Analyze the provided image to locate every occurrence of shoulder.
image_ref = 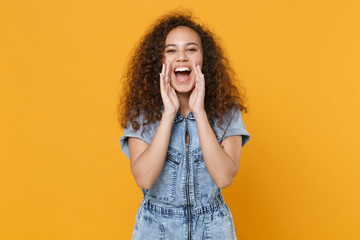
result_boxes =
[213,108,250,146]
[123,113,159,141]
[213,107,241,130]
[120,113,160,158]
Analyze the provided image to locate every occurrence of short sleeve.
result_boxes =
[221,109,250,147]
[119,117,154,159]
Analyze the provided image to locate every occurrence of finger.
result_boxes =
[166,63,172,92]
[162,62,166,89]
[196,64,202,79]
[170,86,177,98]
[197,64,205,89]
[193,81,198,97]
[164,63,170,91]
[160,64,164,80]
[193,63,201,94]
[160,73,164,92]
[161,63,165,75]
[161,63,165,81]
[192,62,198,82]
[166,62,171,85]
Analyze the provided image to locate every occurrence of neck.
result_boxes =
[177,91,191,117]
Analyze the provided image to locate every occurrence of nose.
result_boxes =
[177,51,188,61]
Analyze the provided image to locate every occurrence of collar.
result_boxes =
[174,111,195,123]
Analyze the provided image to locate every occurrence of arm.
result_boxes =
[194,112,242,189]
[128,63,179,189]
[189,63,243,188]
[129,113,175,189]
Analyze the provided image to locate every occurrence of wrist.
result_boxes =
[193,110,207,120]
[162,111,177,121]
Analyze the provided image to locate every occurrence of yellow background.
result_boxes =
[1,0,359,239]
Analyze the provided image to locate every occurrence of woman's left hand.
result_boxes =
[189,63,206,116]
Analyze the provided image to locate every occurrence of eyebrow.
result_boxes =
[165,42,200,48]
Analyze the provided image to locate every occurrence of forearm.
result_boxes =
[194,111,238,188]
[131,113,175,189]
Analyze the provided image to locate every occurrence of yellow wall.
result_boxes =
[1,0,359,239]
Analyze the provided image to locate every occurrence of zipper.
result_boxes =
[166,156,180,165]
[185,119,191,240]
[194,157,204,163]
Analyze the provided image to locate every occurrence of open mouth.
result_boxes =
[174,66,191,82]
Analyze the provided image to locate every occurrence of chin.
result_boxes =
[171,80,195,94]
[175,87,195,94]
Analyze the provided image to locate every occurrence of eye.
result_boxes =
[187,48,197,52]
[166,49,176,53]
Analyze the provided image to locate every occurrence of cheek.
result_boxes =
[196,55,203,67]
[162,56,167,64]
[197,59,204,70]
[164,55,175,64]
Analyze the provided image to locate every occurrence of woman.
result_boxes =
[119,12,250,240]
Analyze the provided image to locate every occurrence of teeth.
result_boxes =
[174,67,191,72]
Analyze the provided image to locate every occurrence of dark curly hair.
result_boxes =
[118,11,247,133]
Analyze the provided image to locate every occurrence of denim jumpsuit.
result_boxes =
[120,109,250,240]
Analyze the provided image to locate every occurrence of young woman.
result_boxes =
[119,12,250,240]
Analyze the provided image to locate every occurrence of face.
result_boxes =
[163,26,203,94]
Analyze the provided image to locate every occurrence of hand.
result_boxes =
[159,62,180,116]
[189,63,206,116]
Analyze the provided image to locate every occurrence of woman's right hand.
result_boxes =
[160,62,179,116]
[129,62,178,190]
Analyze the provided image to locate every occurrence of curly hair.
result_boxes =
[118,11,247,133]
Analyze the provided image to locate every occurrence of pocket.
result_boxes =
[133,210,165,240]
[193,148,216,198]
[148,147,182,202]
[204,207,236,240]
[132,205,144,238]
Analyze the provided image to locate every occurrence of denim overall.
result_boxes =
[120,109,250,240]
